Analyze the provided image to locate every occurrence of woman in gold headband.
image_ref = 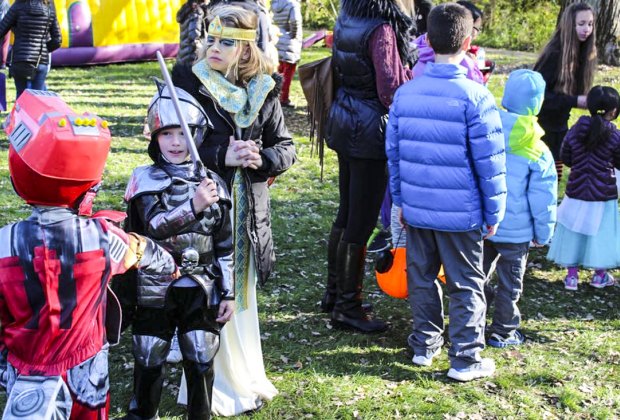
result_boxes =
[172,3,296,416]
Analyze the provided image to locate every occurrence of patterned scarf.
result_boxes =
[192,59,275,128]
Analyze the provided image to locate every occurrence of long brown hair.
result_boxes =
[198,3,275,84]
[535,2,597,96]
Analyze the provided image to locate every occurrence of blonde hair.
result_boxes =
[536,2,597,96]
[198,3,275,84]
[394,0,416,19]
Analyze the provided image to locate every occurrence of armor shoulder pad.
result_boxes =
[124,165,172,202]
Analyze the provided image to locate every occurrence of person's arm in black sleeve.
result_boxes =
[253,102,296,179]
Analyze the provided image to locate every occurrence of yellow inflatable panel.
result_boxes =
[52,0,183,47]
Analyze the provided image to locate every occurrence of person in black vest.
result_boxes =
[321,0,415,333]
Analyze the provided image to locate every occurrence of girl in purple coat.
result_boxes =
[547,86,620,291]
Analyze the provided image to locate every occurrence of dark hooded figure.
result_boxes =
[321,0,416,333]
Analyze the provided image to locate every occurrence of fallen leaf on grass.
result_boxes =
[280,355,289,364]
[503,350,524,360]
[293,361,303,369]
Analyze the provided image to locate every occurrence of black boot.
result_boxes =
[183,359,214,420]
[127,363,165,419]
[320,225,344,312]
[331,242,388,333]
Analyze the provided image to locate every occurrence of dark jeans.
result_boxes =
[406,226,487,369]
[334,154,387,245]
[14,62,49,99]
[483,241,529,337]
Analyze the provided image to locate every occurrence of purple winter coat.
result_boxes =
[562,116,620,201]
[411,33,484,84]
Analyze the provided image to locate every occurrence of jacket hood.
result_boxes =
[414,33,435,64]
[340,0,415,66]
[500,111,546,161]
[502,69,546,116]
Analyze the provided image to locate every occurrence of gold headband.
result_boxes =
[208,16,256,42]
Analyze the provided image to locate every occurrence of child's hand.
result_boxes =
[225,136,258,167]
[483,224,498,239]
[216,300,235,323]
[242,140,263,169]
[192,178,220,213]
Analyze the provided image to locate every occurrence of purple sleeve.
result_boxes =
[369,24,411,109]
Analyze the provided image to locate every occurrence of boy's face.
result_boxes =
[157,127,189,164]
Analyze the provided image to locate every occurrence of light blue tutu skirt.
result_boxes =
[547,199,620,269]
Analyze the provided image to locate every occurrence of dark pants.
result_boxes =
[483,241,529,337]
[334,154,387,245]
[278,61,297,103]
[406,226,487,369]
[541,130,566,180]
[131,287,220,420]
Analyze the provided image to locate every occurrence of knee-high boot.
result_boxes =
[331,242,388,333]
[182,359,214,420]
[320,225,344,312]
[127,363,165,419]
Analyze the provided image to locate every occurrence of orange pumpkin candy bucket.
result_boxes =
[375,247,446,299]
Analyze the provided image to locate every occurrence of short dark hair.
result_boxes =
[427,3,473,55]
[456,0,483,21]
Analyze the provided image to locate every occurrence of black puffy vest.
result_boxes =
[326,14,388,160]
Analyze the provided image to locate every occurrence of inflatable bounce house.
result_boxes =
[49,0,183,66]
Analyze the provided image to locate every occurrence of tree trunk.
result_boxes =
[559,0,620,65]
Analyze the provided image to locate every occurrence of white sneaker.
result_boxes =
[167,333,182,363]
[447,358,495,382]
[412,347,441,367]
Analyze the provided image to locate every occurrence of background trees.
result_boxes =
[299,0,620,65]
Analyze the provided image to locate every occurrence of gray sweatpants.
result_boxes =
[406,226,487,369]
[483,241,529,337]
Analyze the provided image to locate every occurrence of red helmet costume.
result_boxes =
[4,90,111,213]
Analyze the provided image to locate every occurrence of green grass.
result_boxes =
[1,48,620,419]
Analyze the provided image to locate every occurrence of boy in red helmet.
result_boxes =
[0,90,179,420]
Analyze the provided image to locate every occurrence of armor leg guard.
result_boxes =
[127,362,165,420]
[182,359,214,420]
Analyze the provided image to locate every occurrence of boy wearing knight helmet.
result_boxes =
[123,81,234,420]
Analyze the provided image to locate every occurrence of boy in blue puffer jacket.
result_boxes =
[484,69,557,348]
[386,3,506,382]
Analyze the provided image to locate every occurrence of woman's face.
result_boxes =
[574,10,594,42]
[205,35,242,74]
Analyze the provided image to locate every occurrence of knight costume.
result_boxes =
[123,83,233,420]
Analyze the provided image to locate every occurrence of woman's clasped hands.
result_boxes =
[225,135,263,169]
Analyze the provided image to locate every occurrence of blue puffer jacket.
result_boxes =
[491,69,557,244]
[386,62,506,232]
